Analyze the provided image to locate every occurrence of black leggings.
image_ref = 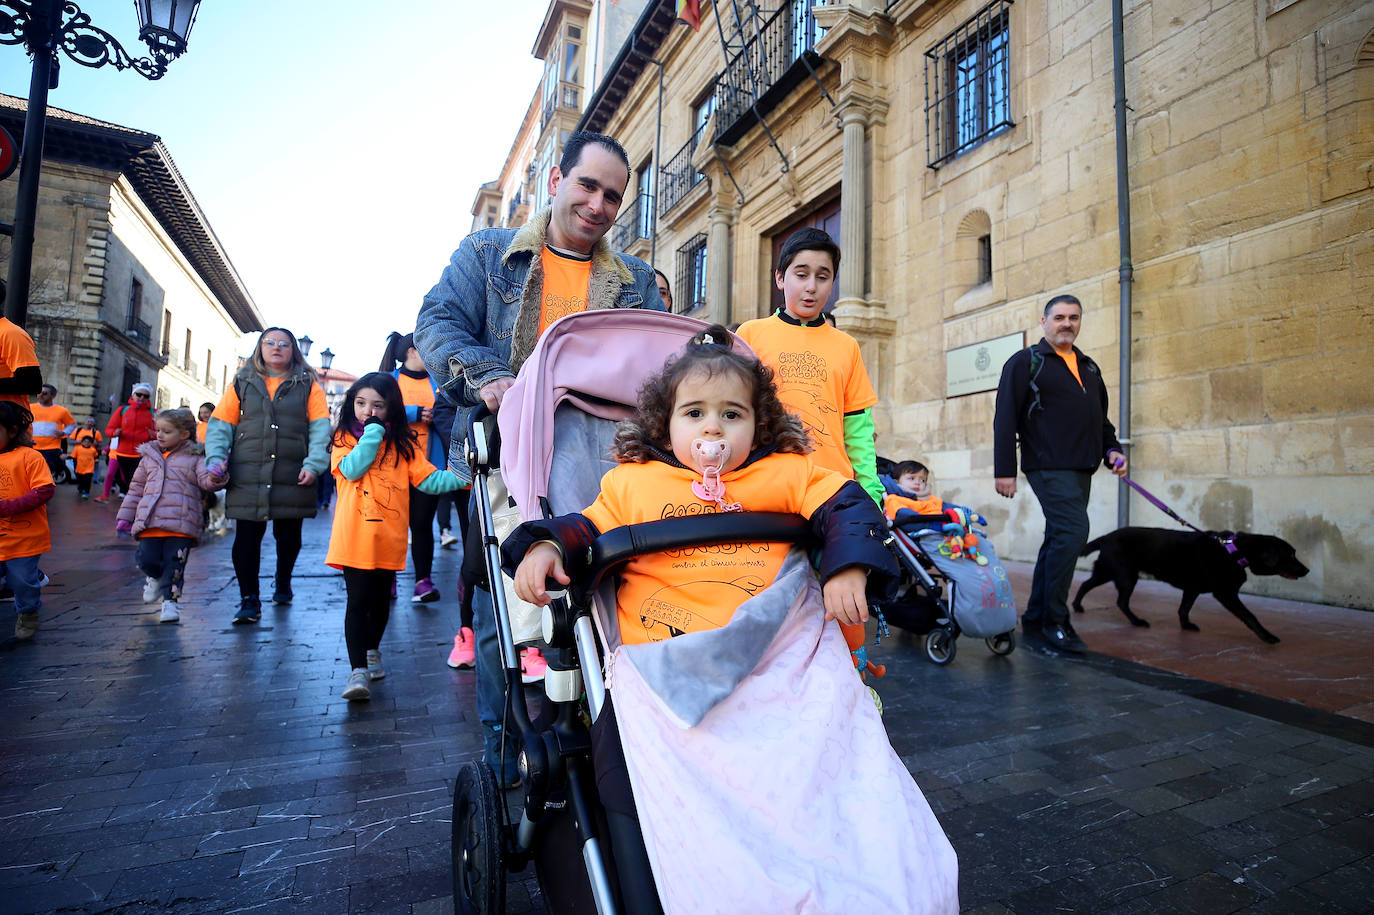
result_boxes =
[75,472,93,496]
[409,487,439,581]
[232,518,304,599]
[115,455,142,493]
[343,567,394,669]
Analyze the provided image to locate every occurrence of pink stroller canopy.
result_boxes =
[498,310,755,521]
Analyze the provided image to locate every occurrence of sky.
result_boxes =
[0,0,550,377]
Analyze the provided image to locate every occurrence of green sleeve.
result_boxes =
[842,408,885,507]
[204,417,235,465]
[338,424,385,481]
[416,468,466,495]
[303,416,331,475]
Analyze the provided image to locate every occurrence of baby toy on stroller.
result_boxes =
[450,311,958,914]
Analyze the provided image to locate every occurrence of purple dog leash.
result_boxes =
[1115,467,1249,569]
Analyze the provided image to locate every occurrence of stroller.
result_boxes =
[878,508,1018,665]
[450,311,958,914]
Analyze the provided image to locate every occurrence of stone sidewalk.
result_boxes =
[0,491,1370,913]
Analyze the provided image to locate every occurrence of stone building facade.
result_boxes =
[0,96,261,426]
[475,0,1373,609]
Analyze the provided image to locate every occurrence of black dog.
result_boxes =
[1072,528,1309,644]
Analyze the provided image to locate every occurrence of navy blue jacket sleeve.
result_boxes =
[500,513,602,579]
[810,480,899,597]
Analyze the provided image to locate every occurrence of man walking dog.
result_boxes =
[993,295,1127,654]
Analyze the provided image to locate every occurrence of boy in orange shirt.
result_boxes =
[71,431,101,500]
[0,402,55,639]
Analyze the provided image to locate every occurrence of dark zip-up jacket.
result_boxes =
[993,338,1122,477]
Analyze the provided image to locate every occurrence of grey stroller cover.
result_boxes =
[914,530,1017,638]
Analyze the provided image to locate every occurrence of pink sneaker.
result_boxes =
[520,647,548,684]
[448,627,475,669]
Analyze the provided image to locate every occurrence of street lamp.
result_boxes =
[298,335,313,357]
[0,0,201,328]
[319,347,335,372]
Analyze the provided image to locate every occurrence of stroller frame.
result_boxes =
[452,407,814,915]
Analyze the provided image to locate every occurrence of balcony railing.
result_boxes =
[713,0,827,145]
[659,121,707,216]
[609,195,653,252]
[125,315,152,345]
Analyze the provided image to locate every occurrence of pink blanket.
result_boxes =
[607,558,960,913]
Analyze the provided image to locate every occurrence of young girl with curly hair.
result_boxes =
[501,325,904,910]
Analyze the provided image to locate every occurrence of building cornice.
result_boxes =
[0,94,263,334]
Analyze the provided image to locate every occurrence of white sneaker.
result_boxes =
[366,649,385,680]
[143,577,160,603]
[440,528,459,548]
[159,600,180,623]
[342,668,371,700]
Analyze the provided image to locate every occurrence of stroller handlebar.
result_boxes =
[574,512,813,603]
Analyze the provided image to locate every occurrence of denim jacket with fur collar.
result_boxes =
[415,208,664,479]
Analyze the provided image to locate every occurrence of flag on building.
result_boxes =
[677,0,701,31]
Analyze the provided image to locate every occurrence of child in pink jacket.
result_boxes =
[116,409,226,622]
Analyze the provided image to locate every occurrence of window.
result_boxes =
[694,92,716,137]
[127,278,143,323]
[924,0,1013,168]
[222,365,228,393]
[637,161,654,238]
[161,310,172,357]
[676,234,708,315]
[205,350,213,387]
[184,329,193,371]
[977,234,992,285]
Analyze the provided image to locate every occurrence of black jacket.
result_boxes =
[501,452,898,598]
[993,338,1122,477]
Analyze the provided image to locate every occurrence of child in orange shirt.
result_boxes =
[0,402,56,640]
[327,373,465,701]
[503,325,899,897]
[71,432,101,500]
[116,409,227,622]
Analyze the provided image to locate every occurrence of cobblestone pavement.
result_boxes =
[1,493,1370,913]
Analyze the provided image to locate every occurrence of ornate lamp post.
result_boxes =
[0,0,201,327]
[298,335,313,357]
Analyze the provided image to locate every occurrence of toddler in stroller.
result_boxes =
[453,312,957,914]
[878,460,1018,664]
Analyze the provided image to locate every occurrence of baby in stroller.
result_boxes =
[502,325,958,913]
[884,459,990,564]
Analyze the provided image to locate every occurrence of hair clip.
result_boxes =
[701,333,715,345]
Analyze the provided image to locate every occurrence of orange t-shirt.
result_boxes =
[0,318,39,409]
[538,247,592,335]
[0,447,52,560]
[211,375,329,425]
[395,372,435,461]
[196,420,208,442]
[30,403,75,450]
[579,452,845,645]
[72,441,100,475]
[326,433,439,571]
[883,493,946,521]
[1060,349,1083,387]
[735,315,878,479]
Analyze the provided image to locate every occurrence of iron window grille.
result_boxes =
[659,119,708,216]
[676,234,708,315]
[609,195,652,252]
[924,0,1014,168]
[712,0,828,145]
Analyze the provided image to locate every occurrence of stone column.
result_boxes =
[706,202,737,326]
[837,103,869,302]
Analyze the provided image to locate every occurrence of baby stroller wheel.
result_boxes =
[924,629,957,665]
[986,631,1016,656]
[452,761,505,915]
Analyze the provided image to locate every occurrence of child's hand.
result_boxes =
[206,460,226,477]
[514,542,569,606]
[822,567,870,626]
[115,519,133,537]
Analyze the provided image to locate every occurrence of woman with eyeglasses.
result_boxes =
[205,328,331,624]
[97,382,157,502]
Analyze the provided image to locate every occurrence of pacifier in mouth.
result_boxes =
[689,438,740,510]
